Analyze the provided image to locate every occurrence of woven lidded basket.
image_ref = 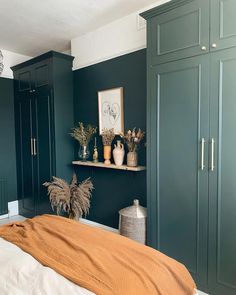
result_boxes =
[119,199,147,244]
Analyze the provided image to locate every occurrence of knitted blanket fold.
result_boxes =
[0,215,196,295]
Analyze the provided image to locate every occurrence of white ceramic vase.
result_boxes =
[113,140,125,166]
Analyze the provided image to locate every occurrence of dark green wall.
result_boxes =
[0,77,17,202]
[73,49,147,228]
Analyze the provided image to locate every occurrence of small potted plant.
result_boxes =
[101,128,115,164]
[120,128,145,167]
[70,122,97,161]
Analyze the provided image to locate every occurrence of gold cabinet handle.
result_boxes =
[210,138,215,171]
[30,138,34,156]
[200,138,205,170]
[33,138,37,156]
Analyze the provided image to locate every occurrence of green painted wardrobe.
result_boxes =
[141,0,236,294]
[12,51,74,218]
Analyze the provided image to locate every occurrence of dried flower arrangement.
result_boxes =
[43,174,94,220]
[70,122,97,146]
[120,128,145,152]
[101,128,115,146]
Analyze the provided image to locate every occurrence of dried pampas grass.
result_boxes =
[43,174,93,220]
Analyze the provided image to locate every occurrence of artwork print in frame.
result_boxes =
[98,87,124,135]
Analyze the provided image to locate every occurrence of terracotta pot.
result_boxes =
[127,151,138,167]
[103,145,111,165]
[113,140,125,166]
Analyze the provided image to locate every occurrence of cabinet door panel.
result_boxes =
[34,60,51,89]
[15,67,33,93]
[16,98,35,216]
[211,0,236,52]
[149,55,209,286]
[149,0,209,65]
[209,47,236,295]
[34,91,54,215]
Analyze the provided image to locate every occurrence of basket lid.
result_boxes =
[119,199,147,218]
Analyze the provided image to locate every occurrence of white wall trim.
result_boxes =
[80,218,118,233]
[73,45,146,71]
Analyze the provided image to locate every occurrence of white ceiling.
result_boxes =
[0,0,159,57]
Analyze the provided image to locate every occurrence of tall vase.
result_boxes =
[127,151,138,167]
[103,145,111,165]
[113,140,125,166]
[78,144,90,161]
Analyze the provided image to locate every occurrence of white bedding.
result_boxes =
[0,237,95,295]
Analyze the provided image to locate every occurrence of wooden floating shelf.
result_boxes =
[72,161,146,172]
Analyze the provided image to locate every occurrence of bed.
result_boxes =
[0,237,94,295]
[0,215,197,295]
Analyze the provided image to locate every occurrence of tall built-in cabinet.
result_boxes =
[141,0,236,294]
[12,51,74,218]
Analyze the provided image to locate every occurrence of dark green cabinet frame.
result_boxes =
[142,0,236,294]
[12,51,74,218]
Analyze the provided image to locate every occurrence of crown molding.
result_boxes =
[11,50,74,71]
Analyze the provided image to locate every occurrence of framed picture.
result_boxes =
[98,87,124,135]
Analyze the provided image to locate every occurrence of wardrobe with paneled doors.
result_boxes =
[141,0,236,294]
[12,51,74,218]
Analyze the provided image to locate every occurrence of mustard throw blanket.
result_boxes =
[0,215,196,295]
